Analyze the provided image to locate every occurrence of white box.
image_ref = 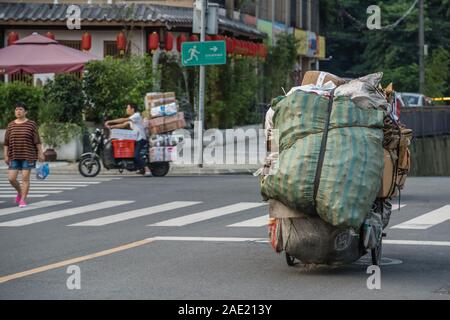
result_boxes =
[110,129,138,140]
[149,146,177,162]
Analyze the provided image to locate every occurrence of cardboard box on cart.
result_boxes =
[148,112,186,135]
[301,71,347,87]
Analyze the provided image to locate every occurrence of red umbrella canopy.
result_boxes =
[0,33,101,74]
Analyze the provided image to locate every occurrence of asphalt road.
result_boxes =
[0,174,449,300]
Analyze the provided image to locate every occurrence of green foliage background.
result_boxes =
[320,0,450,97]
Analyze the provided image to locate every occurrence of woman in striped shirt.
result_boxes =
[3,102,45,207]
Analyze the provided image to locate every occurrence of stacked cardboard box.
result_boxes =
[144,92,186,162]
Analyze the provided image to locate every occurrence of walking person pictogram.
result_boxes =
[184,45,200,64]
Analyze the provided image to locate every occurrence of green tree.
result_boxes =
[0,82,43,128]
[42,73,84,124]
[83,55,157,121]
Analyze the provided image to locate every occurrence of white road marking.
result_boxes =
[0,195,48,198]
[69,201,202,226]
[392,204,406,210]
[384,240,450,247]
[0,185,89,188]
[0,187,75,190]
[153,236,267,242]
[228,214,269,227]
[0,191,62,194]
[0,201,71,216]
[149,202,267,227]
[0,182,97,185]
[153,237,450,247]
[390,205,450,230]
[228,203,406,228]
[0,201,133,227]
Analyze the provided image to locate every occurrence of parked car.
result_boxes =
[399,92,433,107]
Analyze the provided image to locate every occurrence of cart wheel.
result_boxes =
[371,238,382,266]
[285,252,296,267]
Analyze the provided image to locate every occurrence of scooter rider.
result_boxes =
[105,104,152,176]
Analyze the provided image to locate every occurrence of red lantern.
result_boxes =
[232,38,238,54]
[261,44,268,59]
[165,32,174,51]
[81,32,91,51]
[189,34,199,42]
[177,34,187,52]
[238,40,244,56]
[205,35,212,41]
[225,37,233,55]
[45,32,55,40]
[244,41,249,56]
[117,31,127,55]
[148,32,159,53]
[250,42,257,56]
[7,32,19,46]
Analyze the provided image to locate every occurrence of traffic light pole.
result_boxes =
[197,0,207,167]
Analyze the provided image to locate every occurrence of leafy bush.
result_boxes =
[83,55,157,121]
[38,122,82,149]
[0,82,44,128]
[42,74,84,124]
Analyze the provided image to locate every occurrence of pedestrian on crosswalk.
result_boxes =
[3,102,45,207]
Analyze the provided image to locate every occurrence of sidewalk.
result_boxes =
[0,124,265,176]
[0,161,260,176]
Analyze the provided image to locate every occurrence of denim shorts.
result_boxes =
[9,160,36,170]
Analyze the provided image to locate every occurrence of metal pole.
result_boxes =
[419,0,425,94]
[198,0,207,167]
[271,0,275,46]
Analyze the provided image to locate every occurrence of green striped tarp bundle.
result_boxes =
[261,91,385,229]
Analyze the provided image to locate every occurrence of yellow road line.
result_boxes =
[0,238,155,284]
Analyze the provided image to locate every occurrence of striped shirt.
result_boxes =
[4,120,41,161]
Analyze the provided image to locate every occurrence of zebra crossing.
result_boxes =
[0,200,268,228]
[0,175,121,199]
[0,195,449,232]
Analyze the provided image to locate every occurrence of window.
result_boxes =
[291,0,297,28]
[58,40,82,50]
[104,40,119,57]
[9,72,33,85]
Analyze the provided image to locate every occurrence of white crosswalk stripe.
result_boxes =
[0,178,101,185]
[392,204,407,210]
[0,176,120,200]
[0,195,48,198]
[69,201,202,226]
[391,205,450,230]
[149,202,267,227]
[228,203,407,228]
[0,201,133,227]
[0,190,62,194]
[0,201,71,216]
[228,215,268,227]
[0,187,75,190]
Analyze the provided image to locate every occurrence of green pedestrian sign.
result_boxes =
[181,40,226,67]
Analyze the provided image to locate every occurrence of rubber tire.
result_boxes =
[78,157,101,177]
[285,252,296,267]
[371,239,382,266]
[150,162,170,177]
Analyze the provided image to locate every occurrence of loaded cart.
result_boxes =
[259,71,412,266]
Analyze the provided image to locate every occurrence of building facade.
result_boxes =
[1,0,325,85]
